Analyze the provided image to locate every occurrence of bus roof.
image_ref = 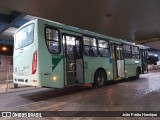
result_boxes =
[17,18,148,49]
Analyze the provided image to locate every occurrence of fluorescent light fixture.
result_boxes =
[23,15,39,21]
[2,27,17,36]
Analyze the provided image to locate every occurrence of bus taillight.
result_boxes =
[32,51,37,74]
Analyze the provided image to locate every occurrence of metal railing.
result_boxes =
[148,65,160,71]
[0,65,38,93]
[0,65,13,80]
[0,65,13,92]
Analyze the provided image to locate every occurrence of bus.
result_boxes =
[13,18,148,88]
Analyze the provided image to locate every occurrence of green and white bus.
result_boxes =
[13,18,148,88]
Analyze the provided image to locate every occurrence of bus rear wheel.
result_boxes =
[94,70,106,87]
[135,68,140,79]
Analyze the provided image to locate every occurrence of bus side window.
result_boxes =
[116,45,123,60]
[88,47,95,56]
[84,47,89,56]
[123,44,132,58]
[132,46,139,59]
[45,28,60,54]
[83,36,97,57]
[75,39,83,59]
[98,39,110,57]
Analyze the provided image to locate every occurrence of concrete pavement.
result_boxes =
[0,70,160,120]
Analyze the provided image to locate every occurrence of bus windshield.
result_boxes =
[15,24,34,49]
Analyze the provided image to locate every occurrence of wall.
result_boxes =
[0,55,13,80]
[0,55,13,65]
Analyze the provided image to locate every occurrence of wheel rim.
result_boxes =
[97,75,104,86]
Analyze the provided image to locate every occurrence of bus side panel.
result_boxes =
[133,58,141,73]
[37,20,64,88]
[84,56,113,83]
[124,59,136,77]
[125,58,142,78]
[40,60,64,88]
[103,57,113,80]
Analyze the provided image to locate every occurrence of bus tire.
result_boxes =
[94,70,106,87]
[135,68,140,79]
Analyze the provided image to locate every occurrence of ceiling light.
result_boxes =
[2,46,7,51]
[105,13,112,17]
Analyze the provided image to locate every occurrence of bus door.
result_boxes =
[63,34,84,85]
[140,49,148,73]
[111,43,125,79]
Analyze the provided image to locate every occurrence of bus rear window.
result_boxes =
[15,24,34,49]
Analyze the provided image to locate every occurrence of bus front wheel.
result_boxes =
[94,70,106,87]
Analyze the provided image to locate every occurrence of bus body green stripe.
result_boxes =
[52,55,63,71]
